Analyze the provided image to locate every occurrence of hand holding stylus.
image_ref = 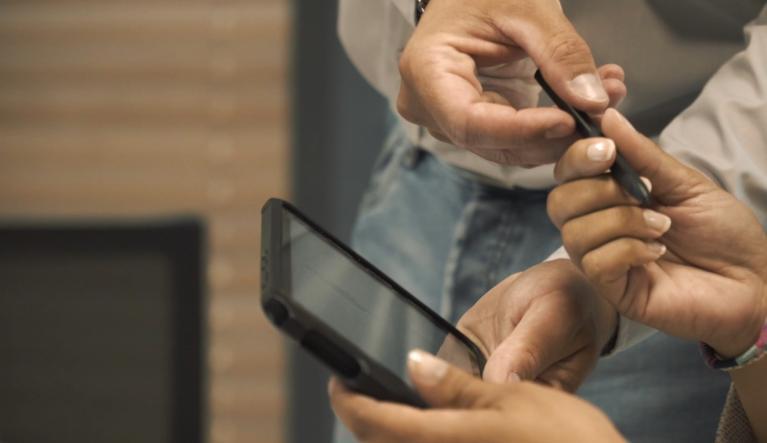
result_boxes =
[548,108,767,358]
[398,0,626,166]
[535,71,651,205]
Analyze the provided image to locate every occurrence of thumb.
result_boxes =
[407,349,508,409]
[481,300,581,386]
[601,109,712,203]
[499,9,608,113]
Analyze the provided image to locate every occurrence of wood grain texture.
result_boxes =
[0,1,290,442]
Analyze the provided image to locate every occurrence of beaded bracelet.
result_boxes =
[702,319,767,371]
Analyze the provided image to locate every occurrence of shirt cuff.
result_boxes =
[544,245,570,262]
[391,0,416,26]
[610,316,657,355]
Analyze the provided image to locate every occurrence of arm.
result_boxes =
[660,6,767,225]
[549,109,767,438]
[395,0,627,167]
[656,9,767,438]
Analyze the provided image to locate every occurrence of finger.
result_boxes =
[329,378,427,443]
[579,238,666,306]
[456,104,576,151]
[469,134,574,167]
[329,377,499,443]
[482,298,588,384]
[480,90,512,106]
[598,64,625,82]
[598,64,627,109]
[602,78,627,109]
[427,127,451,143]
[601,109,712,203]
[547,175,646,228]
[535,348,599,393]
[553,137,616,183]
[407,349,507,409]
[397,83,438,128]
[400,46,576,150]
[561,206,672,265]
[499,10,608,113]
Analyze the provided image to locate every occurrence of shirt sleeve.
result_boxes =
[659,6,767,225]
[543,247,657,354]
[390,0,415,26]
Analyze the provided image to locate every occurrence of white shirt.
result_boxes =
[338,0,766,189]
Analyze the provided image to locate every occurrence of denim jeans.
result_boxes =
[333,122,730,443]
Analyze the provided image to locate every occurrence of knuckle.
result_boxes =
[512,345,541,380]
[447,122,470,149]
[546,190,566,227]
[396,89,416,123]
[560,223,581,255]
[552,159,567,183]
[344,414,372,441]
[397,47,415,80]
[545,30,594,69]
[614,206,637,229]
[448,107,475,149]
[581,252,607,286]
[472,148,525,166]
[619,238,643,258]
[427,128,446,142]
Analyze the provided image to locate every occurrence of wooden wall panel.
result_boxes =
[0,1,290,442]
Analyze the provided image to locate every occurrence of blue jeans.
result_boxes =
[334,123,730,443]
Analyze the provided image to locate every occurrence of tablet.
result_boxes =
[260,198,485,407]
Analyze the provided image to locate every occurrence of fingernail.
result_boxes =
[567,73,608,103]
[643,210,671,233]
[586,139,615,162]
[408,349,448,386]
[640,177,653,193]
[647,242,667,256]
[608,108,636,131]
[545,123,573,139]
[507,372,521,383]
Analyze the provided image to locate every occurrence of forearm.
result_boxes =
[659,6,767,224]
[727,278,767,441]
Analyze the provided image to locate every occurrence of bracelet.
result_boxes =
[600,312,620,356]
[415,0,430,24]
[701,319,767,371]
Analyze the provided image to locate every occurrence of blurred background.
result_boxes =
[0,0,386,442]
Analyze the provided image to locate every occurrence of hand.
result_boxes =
[455,259,616,392]
[329,350,626,443]
[548,108,767,358]
[397,0,627,166]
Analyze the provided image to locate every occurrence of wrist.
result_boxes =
[708,278,767,359]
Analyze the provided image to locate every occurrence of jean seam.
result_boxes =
[439,188,480,321]
[357,130,409,215]
[486,202,516,289]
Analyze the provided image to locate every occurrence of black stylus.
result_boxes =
[534,70,652,206]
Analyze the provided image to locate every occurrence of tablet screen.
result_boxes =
[279,209,482,380]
